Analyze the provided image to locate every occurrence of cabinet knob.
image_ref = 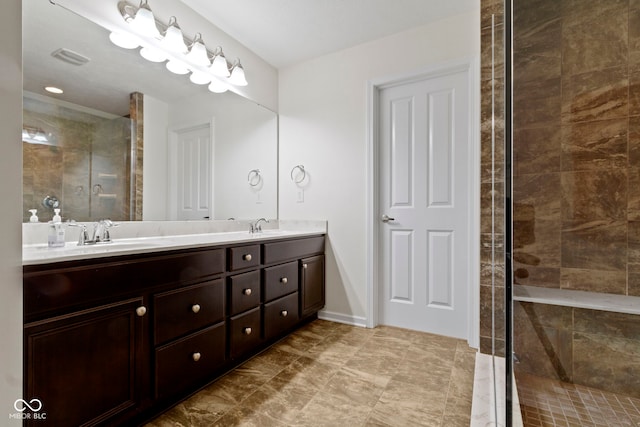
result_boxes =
[281,277,288,284]
[192,304,201,313]
[243,288,252,296]
[281,310,288,317]
[136,306,147,317]
[243,327,252,335]
[243,254,252,261]
[303,264,308,269]
[192,352,201,362]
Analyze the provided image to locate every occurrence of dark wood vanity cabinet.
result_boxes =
[23,234,324,426]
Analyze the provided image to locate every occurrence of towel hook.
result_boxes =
[290,164,306,184]
[247,169,261,187]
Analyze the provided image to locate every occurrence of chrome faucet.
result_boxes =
[250,218,269,234]
[92,219,117,243]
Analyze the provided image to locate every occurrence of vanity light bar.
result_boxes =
[110,0,248,93]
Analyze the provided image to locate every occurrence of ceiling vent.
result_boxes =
[51,48,90,66]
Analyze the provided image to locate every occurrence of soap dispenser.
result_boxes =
[48,208,66,248]
[28,209,38,223]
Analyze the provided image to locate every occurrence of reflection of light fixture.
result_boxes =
[44,86,63,94]
[210,46,230,77]
[22,126,58,146]
[228,59,248,86]
[161,16,187,53]
[109,0,248,93]
[129,0,160,38]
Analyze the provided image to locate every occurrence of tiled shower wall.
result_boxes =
[480,0,505,355]
[511,0,640,397]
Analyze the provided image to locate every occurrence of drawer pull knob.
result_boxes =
[243,327,252,335]
[281,277,288,284]
[192,304,201,313]
[243,288,252,296]
[192,352,201,362]
[281,310,288,317]
[303,264,308,269]
[136,306,147,317]
[243,254,252,261]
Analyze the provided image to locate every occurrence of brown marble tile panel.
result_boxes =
[560,268,626,294]
[513,302,573,381]
[480,284,505,340]
[447,347,476,400]
[561,118,628,172]
[513,265,561,288]
[481,181,505,234]
[513,125,561,176]
[294,391,373,426]
[561,220,627,270]
[631,69,640,116]
[631,0,640,67]
[561,0,628,26]
[630,117,640,167]
[514,18,561,84]
[574,309,640,340]
[561,6,628,77]
[359,335,411,360]
[479,336,505,356]
[627,220,640,271]
[441,396,472,427]
[515,173,561,221]
[271,356,339,391]
[480,78,505,154]
[513,0,561,33]
[324,367,390,408]
[629,272,640,296]
[514,77,562,128]
[367,379,446,426]
[561,170,627,221]
[481,24,504,83]
[573,332,640,399]
[561,66,629,123]
[514,218,561,269]
[345,353,401,379]
[480,255,505,287]
[481,0,503,30]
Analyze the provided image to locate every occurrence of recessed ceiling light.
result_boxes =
[44,86,63,94]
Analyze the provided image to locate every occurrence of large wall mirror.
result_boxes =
[22,0,278,223]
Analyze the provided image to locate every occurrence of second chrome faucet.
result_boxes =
[249,218,269,234]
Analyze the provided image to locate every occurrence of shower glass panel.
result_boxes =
[509,0,640,424]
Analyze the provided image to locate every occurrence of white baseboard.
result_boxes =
[317,310,368,328]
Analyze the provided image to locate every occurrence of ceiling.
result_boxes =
[179,0,476,69]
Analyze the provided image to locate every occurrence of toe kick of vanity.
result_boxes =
[22,234,325,427]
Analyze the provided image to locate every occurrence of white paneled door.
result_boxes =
[176,124,212,220]
[378,69,470,339]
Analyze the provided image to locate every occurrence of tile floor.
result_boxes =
[517,372,640,427]
[146,319,477,426]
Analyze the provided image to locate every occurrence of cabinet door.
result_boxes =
[300,255,325,317]
[24,297,148,427]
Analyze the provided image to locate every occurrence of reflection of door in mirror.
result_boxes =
[175,124,212,220]
[22,93,138,223]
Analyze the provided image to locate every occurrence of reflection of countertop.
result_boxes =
[514,284,640,316]
[23,220,327,266]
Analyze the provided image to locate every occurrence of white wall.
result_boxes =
[167,91,278,220]
[278,9,480,323]
[143,94,169,220]
[0,0,23,423]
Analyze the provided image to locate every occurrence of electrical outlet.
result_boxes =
[296,189,304,203]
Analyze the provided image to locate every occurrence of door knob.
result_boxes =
[381,214,395,223]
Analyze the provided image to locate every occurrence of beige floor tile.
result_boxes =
[290,390,373,427]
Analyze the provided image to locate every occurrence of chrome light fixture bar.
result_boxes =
[109,0,248,94]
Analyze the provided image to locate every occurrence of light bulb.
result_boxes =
[161,17,188,53]
[109,32,139,49]
[228,59,248,86]
[130,0,160,38]
[186,34,210,67]
[166,59,189,75]
[208,79,228,93]
[190,71,211,85]
[210,47,230,77]
[140,46,166,62]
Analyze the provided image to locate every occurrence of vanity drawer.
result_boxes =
[155,322,226,400]
[264,292,299,341]
[229,245,261,271]
[229,307,262,359]
[263,261,298,302]
[154,279,225,345]
[262,236,325,265]
[229,270,261,316]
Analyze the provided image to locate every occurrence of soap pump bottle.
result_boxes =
[29,209,38,222]
[48,208,66,248]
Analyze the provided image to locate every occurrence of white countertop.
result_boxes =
[23,228,325,266]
